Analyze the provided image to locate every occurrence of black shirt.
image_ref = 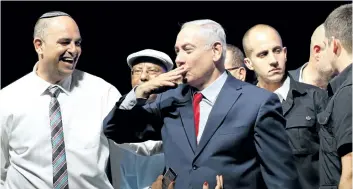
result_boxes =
[318,63,352,187]
[283,75,328,189]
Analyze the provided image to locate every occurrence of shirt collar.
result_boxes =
[328,63,352,94]
[31,62,72,96]
[298,62,308,82]
[195,71,228,104]
[274,76,291,102]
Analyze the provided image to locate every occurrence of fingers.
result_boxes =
[203,181,209,189]
[168,181,175,189]
[150,175,164,189]
[215,175,223,189]
[166,66,188,77]
[159,81,178,87]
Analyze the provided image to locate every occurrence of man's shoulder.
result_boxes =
[0,72,33,96]
[72,69,115,89]
[240,81,275,100]
[293,79,326,93]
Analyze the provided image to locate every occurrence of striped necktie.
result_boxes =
[48,86,69,189]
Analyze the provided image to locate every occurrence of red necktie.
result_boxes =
[193,92,203,137]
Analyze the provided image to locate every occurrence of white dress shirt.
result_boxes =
[120,71,228,144]
[0,64,122,189]
[274,76,291,103]
[298,62,308,83]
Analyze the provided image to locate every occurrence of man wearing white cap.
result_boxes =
[107,49,172,189]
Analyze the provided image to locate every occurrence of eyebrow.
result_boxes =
[272,45,282,50]
[256,50,268,56]
[174,43,196,50]
[256,45,282,56]
[58,37,82,42]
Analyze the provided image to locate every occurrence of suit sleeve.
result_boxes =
[115,140,163,156]
[254,93,300,189]
[103,88,164,144]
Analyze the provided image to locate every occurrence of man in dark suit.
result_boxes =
[242,24,329,189]
[103,19,299,189]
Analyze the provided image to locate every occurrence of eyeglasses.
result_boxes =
[131,69,162,76]
[225,66,241,71]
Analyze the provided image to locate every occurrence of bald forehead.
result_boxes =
[46,16,78,31]
[311,24,325,42]
[248,25,282,44]
[243,25,282,56]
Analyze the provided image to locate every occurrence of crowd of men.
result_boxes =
[0,3,351,189]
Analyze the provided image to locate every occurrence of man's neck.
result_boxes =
[302,62,328,89]
[195,69,224,91]
[36,62,65,84]
[257,79,283,92]
[336,53,353,73]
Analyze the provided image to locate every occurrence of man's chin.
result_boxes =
[267,75,284,83]
[59,68,75,77]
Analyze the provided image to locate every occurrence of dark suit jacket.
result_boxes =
[283,76,329,189]
[103,74,300,189]
[288,66,301,82]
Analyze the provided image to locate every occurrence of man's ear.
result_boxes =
[313,45,321,61]
[238,67,247,81]
[332,37,342,57]
[33,38,44,55]
[283,47,287,61]
[212,42,223,62]
[244,58,254,71]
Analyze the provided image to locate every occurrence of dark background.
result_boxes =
[1,1,349,93]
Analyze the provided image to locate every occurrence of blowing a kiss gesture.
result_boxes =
[135,65,188,99]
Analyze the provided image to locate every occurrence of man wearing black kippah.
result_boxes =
[0,11,121,189]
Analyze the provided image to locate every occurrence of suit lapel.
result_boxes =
[282,95,294,116]
[194,77,243,159]
[178,88,197,154]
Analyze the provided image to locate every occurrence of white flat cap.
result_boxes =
[127,49,174,71]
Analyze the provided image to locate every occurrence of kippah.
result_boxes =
[39,11,71,19]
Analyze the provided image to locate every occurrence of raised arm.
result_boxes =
[103,66,187,144]
[254,93,300,189]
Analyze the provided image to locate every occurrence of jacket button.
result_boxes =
[306,116,311,120]
[192,165,197,170]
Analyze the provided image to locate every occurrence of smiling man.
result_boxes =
[0,11,121,189]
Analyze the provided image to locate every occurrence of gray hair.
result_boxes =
[33,11,71,39]
[324,4,352,53]
[181,19,227,61]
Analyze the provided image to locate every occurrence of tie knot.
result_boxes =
[48,86,61,98]
[193,92,203,103]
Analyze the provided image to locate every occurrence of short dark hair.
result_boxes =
[324,4,352,53]
[33,11,71,39]
[226,44,245,68]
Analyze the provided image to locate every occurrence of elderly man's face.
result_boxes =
[174,26,217,89]
[131,62,166,88]
[35,16,82,78]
